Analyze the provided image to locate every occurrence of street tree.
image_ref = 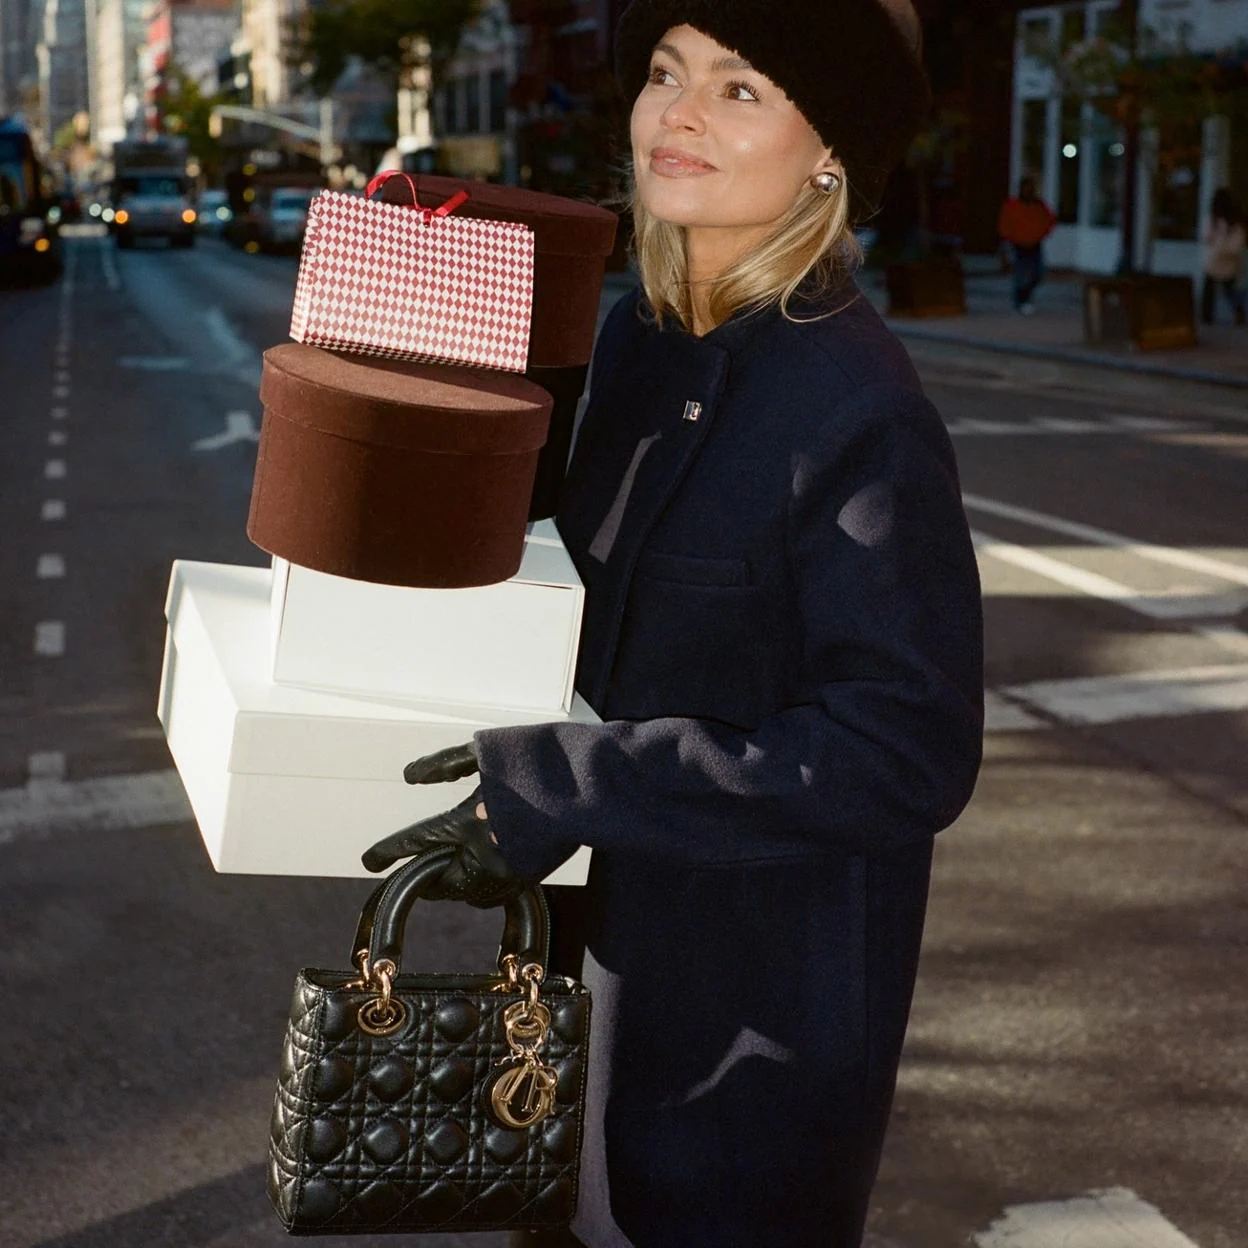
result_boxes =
[293,0,481,99]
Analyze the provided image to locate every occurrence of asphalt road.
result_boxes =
[0,228,1245,1247]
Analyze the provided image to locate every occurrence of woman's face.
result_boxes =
[630,24,837,233]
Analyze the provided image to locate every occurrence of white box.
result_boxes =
[158,558,593,883]
[269,519,584,713]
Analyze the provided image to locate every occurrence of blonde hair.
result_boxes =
[610,159,863,333]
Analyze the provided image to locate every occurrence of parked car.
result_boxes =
[253,185,318,252]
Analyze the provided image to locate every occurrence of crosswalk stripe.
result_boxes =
[965,493,1248,589]
[975,1187,1200,1247]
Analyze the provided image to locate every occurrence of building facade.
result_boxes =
[90,0,144,152]
[37,0,89,147]
[1012,0,1248,274]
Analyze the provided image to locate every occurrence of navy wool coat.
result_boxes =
[474,279,984,1248]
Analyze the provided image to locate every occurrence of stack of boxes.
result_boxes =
[157,177,619,883]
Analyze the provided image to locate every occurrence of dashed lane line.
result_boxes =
[0,769,190,844]
[36,554,65,579]
[41,500,65,521]
[33,621,65,656]
[44,459,66,480]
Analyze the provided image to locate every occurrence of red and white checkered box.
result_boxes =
[290,189,535,372]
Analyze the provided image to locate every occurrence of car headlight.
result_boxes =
[215,206,232,221]
[114,209,130,225]
[182,209,197,224]
[46,205,62,224]
[88,202,103,217]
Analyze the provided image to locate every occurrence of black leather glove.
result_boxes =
[362,745,523,909]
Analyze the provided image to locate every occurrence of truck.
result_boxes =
[111,137,196,249]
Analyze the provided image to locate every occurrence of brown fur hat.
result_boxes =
[614,0,930,221]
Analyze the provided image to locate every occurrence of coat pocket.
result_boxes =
[633,550,751,588]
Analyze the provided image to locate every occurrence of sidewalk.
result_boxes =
[860,260,1248,391]
[601,264,1248,391]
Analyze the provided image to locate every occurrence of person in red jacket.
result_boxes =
[998,176,1057,315]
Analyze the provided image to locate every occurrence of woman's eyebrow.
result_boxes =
[652,41,756,73]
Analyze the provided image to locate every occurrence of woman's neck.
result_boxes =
[686,224,770,336]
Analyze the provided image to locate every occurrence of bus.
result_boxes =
[0,117,62,283]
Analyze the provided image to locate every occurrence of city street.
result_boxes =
[1,227,1246,1247]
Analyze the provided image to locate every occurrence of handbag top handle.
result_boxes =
[352,845,550,976]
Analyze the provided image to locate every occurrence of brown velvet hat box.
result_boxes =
[248,345,553,588]
[377,177,620,520]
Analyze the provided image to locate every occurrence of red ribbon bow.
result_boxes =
[365,170,470,220]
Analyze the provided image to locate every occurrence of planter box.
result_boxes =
[1083,275,1197,352]
[158,559,594,883]
[269,519,584,713]
[885,258,967,318]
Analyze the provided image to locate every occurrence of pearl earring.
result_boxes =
[811,171,842,195]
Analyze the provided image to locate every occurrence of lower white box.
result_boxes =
[269,519,584,713]
[158,559,593,882]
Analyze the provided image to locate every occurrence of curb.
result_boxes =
[887,321,1248,392]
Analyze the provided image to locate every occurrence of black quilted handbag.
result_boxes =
[266,846,591,1235]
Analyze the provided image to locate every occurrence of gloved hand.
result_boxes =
[361,744,523,909]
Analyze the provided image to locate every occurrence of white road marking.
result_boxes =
[0,769,190,844]
[965,493,1248,589]
[971,532,1247,623]
[1002,663,1248,727]
[193,410,259,451]
[974,1187,1200,1247]
[36,554,65,579]
[99,237,121,290]
[203,306,263,386]
[33,621,65,656]
[48,429,67,446]
[118,356,190,371]
[51,406,68,420]
[41,499,66,521]
[27,751,66,784]
[53,384,70,398]
[44,459,67,479]
[984,691,1047,732]
[947,415,1202,437]
[54,370,70,385]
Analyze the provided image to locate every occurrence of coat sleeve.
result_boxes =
[473,382,984,879]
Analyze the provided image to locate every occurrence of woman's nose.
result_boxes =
[660,87,707,133]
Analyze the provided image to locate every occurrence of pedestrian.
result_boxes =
[1201,187,1246,327]
[997,175,1057,315]
[364,2,984,1246]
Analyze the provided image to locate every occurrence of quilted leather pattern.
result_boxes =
[267,970,591,1234]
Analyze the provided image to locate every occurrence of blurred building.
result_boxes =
[0,0,33,116]
[36,0,89,148]
[89,0,145,153]
[1011,0,1248,274]
[141,0,238,119]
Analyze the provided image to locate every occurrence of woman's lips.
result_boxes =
[650,150,718,177]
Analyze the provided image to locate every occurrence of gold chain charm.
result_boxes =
[488,967,559,1128]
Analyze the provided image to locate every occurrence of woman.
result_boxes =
[365,2,984,1244]
[1201,188,1246,327]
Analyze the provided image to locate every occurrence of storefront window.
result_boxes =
[1058,97,1082,223]
[1021,98,1048,188]
[488,70,507,134]
[466,74,481,134]
[1154,120,1201,241]
[1089,111,1124,228]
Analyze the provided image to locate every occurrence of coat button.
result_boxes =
[682,400,702,422]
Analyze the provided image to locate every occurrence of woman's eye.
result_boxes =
[724,79,760,102]
[647,65,674,85]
